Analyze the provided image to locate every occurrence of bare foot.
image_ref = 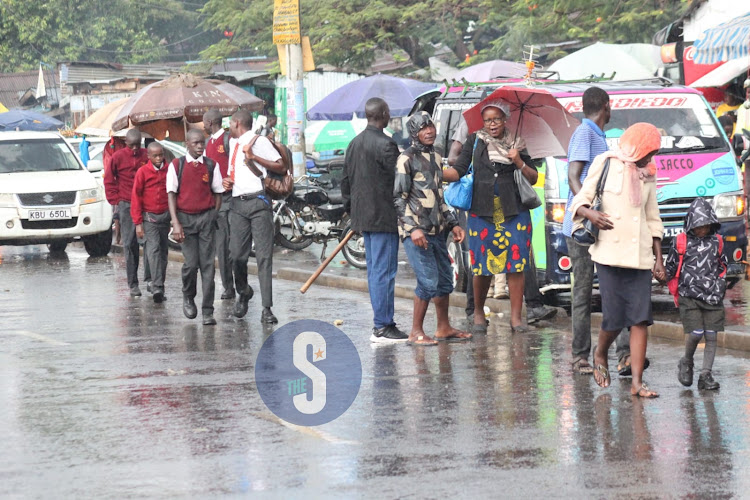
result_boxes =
[631,383,659,398]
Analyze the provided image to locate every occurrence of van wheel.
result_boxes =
[47,240,68,253]
[83,228,112,257]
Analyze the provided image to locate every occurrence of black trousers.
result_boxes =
[177,210,217,314]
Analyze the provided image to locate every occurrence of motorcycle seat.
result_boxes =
[327,189,344,204]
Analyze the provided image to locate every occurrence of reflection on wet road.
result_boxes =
[1,245,750,497]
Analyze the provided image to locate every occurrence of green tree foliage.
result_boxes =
[0,0,216,72]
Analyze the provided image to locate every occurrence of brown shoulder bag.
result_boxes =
[243,136,293,200]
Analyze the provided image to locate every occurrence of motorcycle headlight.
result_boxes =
[0,193,16,208]
[79,187,104,205]
[712,194,741,218]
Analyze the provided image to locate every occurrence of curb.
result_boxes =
[114,244,750,352]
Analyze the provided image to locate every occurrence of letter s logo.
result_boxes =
[292,331,326,414]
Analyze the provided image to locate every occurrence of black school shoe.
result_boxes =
[370,324,409,344]
[526,305,557,324]
[261,307,278,324]
[232,286,255,318]
[678,357,694,387]
[698,371,720,390]
[183,296,198,319]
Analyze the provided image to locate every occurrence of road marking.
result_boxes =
[4,330,69,346]
[250,411,359,445]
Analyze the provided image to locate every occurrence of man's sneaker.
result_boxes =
[697,371,720,390]
[526,305,557,324]
[678,357,694,387]
[370,324,409,343]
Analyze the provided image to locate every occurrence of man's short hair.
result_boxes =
[582,87,610,116]
[365,97,388,121]
[186,129,205,142]
[203,109,222,124]
[147,141,163,153]
[231,110,253,130]
[125,128,141,144]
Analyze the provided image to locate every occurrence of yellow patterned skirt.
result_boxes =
[467,197,532,275]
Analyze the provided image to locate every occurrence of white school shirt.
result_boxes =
[165,153,224,194]
[228,130,282,196]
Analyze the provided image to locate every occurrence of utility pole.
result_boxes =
[274,0,306,177]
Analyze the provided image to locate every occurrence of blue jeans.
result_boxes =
[364,231,399,329]
[403,233,454,301]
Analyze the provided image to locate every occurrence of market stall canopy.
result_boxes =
[689,57,750,88]
[306,74,436,121]
[304,119,367,154]
[0,109,63,131]
[453,60,528,82]
[548,42,662,81]
[112,73,264,133]
[693,11,750,64]
[75,97,130,137]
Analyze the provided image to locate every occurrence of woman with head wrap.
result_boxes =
[394,112,471,344]
[443,101,539,334]
[569,122,665,398]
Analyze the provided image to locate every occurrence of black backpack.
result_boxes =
[175,156,216,195]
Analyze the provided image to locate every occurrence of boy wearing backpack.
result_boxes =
[665,198,727,390]
[167,129,225,325]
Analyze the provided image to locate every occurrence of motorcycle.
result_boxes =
[274,172,366,269]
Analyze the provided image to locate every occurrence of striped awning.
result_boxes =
[693,12,750,64]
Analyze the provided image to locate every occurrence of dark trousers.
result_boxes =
[178,210,217,314]
[566,237,631,362]
[524,249,544,309]
[458,210,474,316]
[118,201,140,289]
[216,193,234,293]
[363,231,399,329]
[143,211,170,294]
[230,197,274,308]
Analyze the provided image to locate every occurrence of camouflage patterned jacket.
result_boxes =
[393,147,458,240]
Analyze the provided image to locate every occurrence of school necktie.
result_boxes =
[230,144,239,182]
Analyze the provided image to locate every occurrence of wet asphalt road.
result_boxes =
[2,245,750,498]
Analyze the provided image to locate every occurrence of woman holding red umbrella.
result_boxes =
[444,100,538,334]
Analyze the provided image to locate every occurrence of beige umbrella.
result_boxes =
[75,98,130,137]
[112,73,264,141]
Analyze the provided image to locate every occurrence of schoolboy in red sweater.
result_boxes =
[132,142,170,303]
[167,129,224,325]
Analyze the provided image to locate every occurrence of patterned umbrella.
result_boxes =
[453,60,528,82]
[112,74,264,133]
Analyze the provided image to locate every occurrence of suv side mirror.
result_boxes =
[87,160,104,172]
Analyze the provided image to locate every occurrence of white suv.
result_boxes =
[0,131,113,256]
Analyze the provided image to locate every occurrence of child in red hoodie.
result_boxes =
[131,142,170,303]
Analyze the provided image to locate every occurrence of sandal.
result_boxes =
[406,335,438,346]
[617,355,651,377]
[572,358,594,375]
[631,383,659,398]
[436,331,473,342]
[593,364,610,388]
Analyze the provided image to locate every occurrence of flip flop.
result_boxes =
[617,356,651,377]
[406,335,438,346]
[631,383,659,398]
[593,364,610,388]
[436,332,473,343]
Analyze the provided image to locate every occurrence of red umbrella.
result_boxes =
[463,86,580,158]
[112,73,264,137]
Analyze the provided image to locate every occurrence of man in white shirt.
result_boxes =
[167,129,225,325]
[223,110,283,324]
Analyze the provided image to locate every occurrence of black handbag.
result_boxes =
[572,158,610,246]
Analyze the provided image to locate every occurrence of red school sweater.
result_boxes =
[104,147,149,205]
[130,161,169,224]
[205,130,230,179]
[171,157,216,214]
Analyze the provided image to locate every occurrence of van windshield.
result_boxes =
[558,93,729,154]
[0,139,82,174]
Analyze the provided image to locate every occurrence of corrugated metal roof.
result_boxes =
[60,62,176,84]
[0,70,60,108]
[276,71,364,109]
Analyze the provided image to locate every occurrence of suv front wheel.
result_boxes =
[83,228,113,257]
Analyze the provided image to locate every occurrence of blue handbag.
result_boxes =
[444,137,478,210]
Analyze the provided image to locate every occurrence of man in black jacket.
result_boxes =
[342,98,408,343]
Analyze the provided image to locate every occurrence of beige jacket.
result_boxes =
[569,154,663,270]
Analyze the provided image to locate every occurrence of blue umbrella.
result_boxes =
[306,74,437,121]
[0,109,63,131]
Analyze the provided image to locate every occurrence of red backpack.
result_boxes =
[667,232,725,306]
